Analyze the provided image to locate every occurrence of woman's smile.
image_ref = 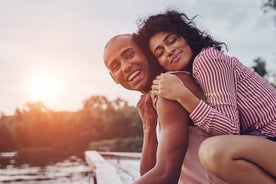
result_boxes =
[170,50,182,64]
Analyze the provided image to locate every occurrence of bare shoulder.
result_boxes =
[155,97,189,125]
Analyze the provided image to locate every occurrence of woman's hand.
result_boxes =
[151,72,202,113]
[151,73,188,101]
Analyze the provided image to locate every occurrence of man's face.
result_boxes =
[104,35,152,92]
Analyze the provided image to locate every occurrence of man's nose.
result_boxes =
[122,61,132,72]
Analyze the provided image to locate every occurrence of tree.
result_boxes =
[262,0,276,25]
[252,57,267,77]
[23,101,49,113]
[82,95,112,111]
[252,57,276,86]
[0,111,5,119]
[262,0,276,12]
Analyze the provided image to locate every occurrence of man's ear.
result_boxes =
[109,72,119,84]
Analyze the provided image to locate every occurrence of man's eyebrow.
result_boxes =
[153,33,174,54]
[121,48,133,57]
[107,48,133,68]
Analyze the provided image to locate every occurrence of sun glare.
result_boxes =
[27,72,62,103]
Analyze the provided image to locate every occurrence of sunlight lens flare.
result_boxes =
[27,73,62,102]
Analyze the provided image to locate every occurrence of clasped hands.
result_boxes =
[151,73,188,102]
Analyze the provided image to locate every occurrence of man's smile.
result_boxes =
[127,69,141,82]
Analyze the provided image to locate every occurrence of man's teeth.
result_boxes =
[128,70,140,81]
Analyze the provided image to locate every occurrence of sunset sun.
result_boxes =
[26,72,63,103]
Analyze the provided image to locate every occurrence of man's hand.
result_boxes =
[137,92,157,130]
[137,92,158,176]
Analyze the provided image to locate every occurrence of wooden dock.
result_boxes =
[85,151,141,184]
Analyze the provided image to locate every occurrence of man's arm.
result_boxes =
[135,97,190,184]
[136,93,158,175]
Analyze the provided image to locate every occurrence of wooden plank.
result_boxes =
[99,151,141,160]
[106,158,140,183]
[85,151,123,184]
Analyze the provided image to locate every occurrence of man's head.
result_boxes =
[103,34,155,93]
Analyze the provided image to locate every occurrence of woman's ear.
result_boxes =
[109,72,119,84]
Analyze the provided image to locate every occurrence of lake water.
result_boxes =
[0,154,93,184]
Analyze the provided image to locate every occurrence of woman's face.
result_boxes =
[149,32,193,71]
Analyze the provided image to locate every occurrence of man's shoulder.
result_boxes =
[155,96,189,122]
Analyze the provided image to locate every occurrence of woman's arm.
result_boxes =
[191,49,240,135]
[152,49,241,135]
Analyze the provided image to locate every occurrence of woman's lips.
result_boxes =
[170,51,182,64]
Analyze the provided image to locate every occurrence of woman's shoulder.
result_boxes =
[197,47,223,59]
[193,47,215,68]
[192,47,229,77]
[194,47,227,66]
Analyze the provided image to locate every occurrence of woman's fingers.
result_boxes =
[151,88,158,95]
[151,83,159,91]
[152,78,160,85]
[156,74,162,80]
[152,73,174,96]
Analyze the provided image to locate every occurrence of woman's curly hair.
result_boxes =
[136,10,227,66]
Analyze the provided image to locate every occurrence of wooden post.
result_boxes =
[85,151,123,184]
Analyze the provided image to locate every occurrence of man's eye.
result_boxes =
[126,51,135,59]
[110,63,120,72]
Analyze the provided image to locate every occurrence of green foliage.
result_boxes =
[251,57,276,86]
[262,0,276,25]
[0,95,143,157]
[262,0,276,12]
[252,57,267,77]
[88,136,143,152]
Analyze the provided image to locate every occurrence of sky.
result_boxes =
[0,0,275,115]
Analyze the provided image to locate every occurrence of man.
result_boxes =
[103,34,227,183]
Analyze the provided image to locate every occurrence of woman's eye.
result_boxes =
[155,49,164,58]
[168,35,178,44]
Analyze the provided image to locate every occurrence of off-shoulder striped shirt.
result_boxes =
[190,47,276,137]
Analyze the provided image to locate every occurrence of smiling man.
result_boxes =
[103,34,226,184]
[104,34,159,93]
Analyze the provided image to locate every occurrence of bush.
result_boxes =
[88,136,143,152]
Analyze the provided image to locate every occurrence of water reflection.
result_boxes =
[0,153,93,184]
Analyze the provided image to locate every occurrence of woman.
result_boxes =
[136,10,276,184]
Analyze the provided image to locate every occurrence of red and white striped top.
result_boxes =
[190,47,276,137]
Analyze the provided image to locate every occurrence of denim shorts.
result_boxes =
[267,137,276,142]
[245,130,276,142]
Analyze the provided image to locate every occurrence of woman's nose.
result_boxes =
[165,46,176,57]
